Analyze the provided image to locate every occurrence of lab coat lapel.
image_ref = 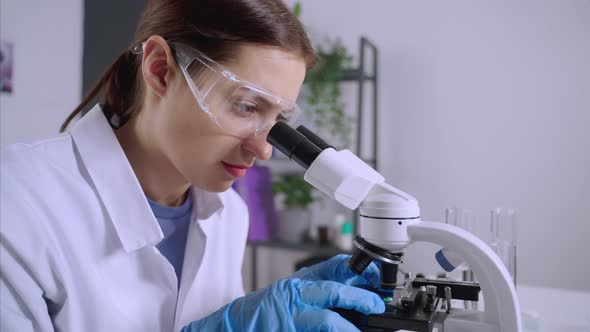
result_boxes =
[70,105,163,252]
[174,187,223,330]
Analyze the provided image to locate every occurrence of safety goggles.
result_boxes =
[165,42,302,138]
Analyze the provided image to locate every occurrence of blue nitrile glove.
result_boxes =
[291,254,381,288]
[181,277,385,332]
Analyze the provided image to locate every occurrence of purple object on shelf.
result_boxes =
[233,165,278,242]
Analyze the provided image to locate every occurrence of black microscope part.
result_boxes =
[350,236,404,290]
[267,121,322,169]
[332,301,447,332]
[295,125,333,150]
[352,236,404,264]
[379,263,399,290]
[412,276,480,302]
[349,249,374,275]
[331,276,481,332]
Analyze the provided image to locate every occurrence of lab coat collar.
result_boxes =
[71,105,226,251]
[71,105,163,252]
[187,182,225,242]
[191,185,224,225]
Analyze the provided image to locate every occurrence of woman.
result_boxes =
[0,0,384,331]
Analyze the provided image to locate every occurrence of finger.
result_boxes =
[294,308,361,332]
[291,254,350,281]
[338,260,381,289]
[321,255,381,289]
[298,280,385,315]
[292,255,382,289]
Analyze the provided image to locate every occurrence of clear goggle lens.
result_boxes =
[175,43,301,138]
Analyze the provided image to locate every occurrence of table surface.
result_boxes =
[517,284,590,331]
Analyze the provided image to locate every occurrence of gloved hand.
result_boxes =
[181,255,385,332]
[291,254,381,288]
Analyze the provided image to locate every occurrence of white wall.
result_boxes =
[0,0,83,147]
[248,0,590,292]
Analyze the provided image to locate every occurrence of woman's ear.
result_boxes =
[140,35,178,98]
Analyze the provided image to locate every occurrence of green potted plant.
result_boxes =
[293,1,354,148]
[303,38,353,148]
[272,175,315,209]
[272,175,318,243]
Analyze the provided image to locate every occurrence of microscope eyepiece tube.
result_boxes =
[267,122,322,169]
[295,125,332,151]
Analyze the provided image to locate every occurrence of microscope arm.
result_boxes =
[408,221,521,332]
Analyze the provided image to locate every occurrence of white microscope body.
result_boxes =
[304,147,522,332]
[267,122,521,331]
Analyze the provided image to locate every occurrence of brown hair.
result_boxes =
[60,0,316,132]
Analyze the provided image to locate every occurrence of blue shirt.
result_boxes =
[147,190,193,287]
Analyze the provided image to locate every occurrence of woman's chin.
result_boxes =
[200,179,235,193]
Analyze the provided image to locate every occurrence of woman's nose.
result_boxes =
[242,131,273,160]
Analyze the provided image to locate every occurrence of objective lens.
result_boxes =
[349,249,373,275]
[379,263,398,290]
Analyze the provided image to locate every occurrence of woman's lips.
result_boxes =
[222,162,249,178]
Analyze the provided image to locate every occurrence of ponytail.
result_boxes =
[60,49,141,132]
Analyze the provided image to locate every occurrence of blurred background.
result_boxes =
[1,0,589,329]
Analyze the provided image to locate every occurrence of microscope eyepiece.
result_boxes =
[267,122,322,169]
[295,125,332,151]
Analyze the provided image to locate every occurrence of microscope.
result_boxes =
[267,122,521,332]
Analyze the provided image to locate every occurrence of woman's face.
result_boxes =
[154,44,306,192]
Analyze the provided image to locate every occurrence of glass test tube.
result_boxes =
[490,208,517,287]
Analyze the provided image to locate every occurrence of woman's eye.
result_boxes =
[232,101,257,116]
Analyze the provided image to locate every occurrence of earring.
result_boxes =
[101,104,127,129]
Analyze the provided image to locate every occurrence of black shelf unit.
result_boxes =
[248,36,378,290]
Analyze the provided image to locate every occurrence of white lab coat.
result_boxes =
[0,105,249,331]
